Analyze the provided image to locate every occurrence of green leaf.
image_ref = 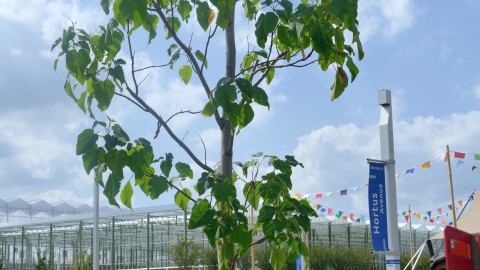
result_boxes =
[330,0,358,29]
[175,162,193,179]
[160,153,173,177]
[148,175,169,199]
[120,180,134,209]
[94,79,115,111]
[231,226,252,255]
[235,78,253,101]
[64,80,77,102]
[82,147,106,174]
[128,147,153,177]
[270,246,287,270]
[252,86,270,109]
[179,65,192,84]
[100,0,112,14]
[174,188,192,211]
[196,172,212,196]
[330,67,348,101]
[266,68,275,85]
[211,181,236,201]
[243,181,261,210]
[214,85,237,108]
[66,49,91,84]
[239,103,254,130]
[194,50,208,68]
[346,56,359,82]
[178,0,193,20]
[104,172,123,207]
[254,12,279,48]
[201,100,217,117]
[112,123,130,144]
[76,129,99,155]
[109,65,125,84]
[258,205,275,223]
[188,199,215,229]
[196,1,210,31]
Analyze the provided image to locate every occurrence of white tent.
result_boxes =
[430,192,478,239]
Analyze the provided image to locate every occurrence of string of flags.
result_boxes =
[297,193,473,226]
[292,150,480,200]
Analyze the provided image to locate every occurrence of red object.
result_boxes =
[454,152,466,159]
[444,226,473,270]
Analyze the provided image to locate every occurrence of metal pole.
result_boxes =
[20,226,24,270]
[409,205,413,258]
[446,145,457,228]
[111,217,115,270]
[49,223,53,270]
[147,213,150,270]
[94,176,99,270]
[378,89,400,269]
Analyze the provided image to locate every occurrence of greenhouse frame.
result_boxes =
[0,202,444,270]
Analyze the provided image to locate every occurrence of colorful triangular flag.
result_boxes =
[427,211,431,218]
[405,168,415,174]
[315,193,322,199]
[457,160,465,167]
[454,152,466,159]
[340,189,347,196]
[437,208,442,215]
[293,194,301,199]
[405,215,409,222]
[474,153,480,160]
[421,161,431,169]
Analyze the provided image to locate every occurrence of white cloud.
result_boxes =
[358,0,415,42]
[292,111,480,216]
[0,0,104,44]
[473,84,480,102]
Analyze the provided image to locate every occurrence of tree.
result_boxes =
[52,0,363,269]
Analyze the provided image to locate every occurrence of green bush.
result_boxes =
[255,245,298,270]
[201,246,218,270]
[33,251,50,270]
[71,250,93,270]
[168,240,203,270]
[309,243,375,270]
[237,249,252,270]
[400,252,431,270]
[0,248,4,270]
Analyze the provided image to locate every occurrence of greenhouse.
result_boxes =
[0,201,444,270]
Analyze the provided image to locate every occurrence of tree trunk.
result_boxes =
[218,5,236,270]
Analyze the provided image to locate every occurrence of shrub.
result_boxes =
[400,251,431,270]
[309,243,375,270]
[71,250,93,270]
[33,251,50,270]
[168,240,203,270]
[201,246,218,270]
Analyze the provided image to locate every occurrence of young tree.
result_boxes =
[52,0,363,269]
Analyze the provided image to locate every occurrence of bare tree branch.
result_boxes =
[200,26,218,73]
[114,92,148,112]
[152,0,223,128]
[126,22,140,95]
[198,135,208,166]
[154,110,201,139]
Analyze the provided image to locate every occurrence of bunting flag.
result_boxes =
[293,194,301,199]
[475,154,480,160]
[454,151,466,159]
[405,215,410,222]
[457,160,465,167]
[427,211,431,218]
[415,213,421,220]
[473,166,477,171]
[304,194,311,199]
[315,193,322,199]
[405,168,415,174]
[458,200,463,206]
[349,213,354,219]
[326,192,334,197]
[448,205,452,210]
[395,172,401,179]
[320,208,326,213]
[421,161,431,169]
[328,208,333,215]
[437,208,442,215]
[342,216,348,221]
[340,189,348,195]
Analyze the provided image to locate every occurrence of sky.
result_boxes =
[1,0,480,226]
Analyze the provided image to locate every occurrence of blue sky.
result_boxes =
[0,0,480,225]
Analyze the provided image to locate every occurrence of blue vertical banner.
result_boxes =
[368,161,389,251]
[296,253,302,270]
